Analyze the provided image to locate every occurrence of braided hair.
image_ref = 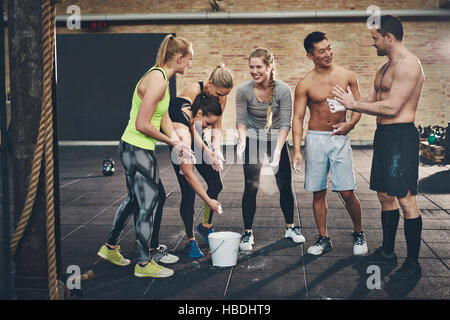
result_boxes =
[249,48,275,130]
[266,69,275,130]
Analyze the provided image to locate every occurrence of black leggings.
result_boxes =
[106,141,166,263]
[242,138,294,230]
[171,146,223,239]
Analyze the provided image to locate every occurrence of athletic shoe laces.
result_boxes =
[189,240,200,251]
[290,226,302,235]
[313,235,328,246]
[353,232,365,245]
[155,245,168,256]
[150,259,164,271]
[242,232,252,243]
[111,246,124,256]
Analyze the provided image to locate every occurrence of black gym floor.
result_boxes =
[2,145,450,300]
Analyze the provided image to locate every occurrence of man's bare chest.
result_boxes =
[375,63,394,95]
[308,77,348,104]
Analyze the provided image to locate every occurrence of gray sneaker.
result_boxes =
[307,235,332,255]
[285,225,306,243]
[151,245,179,264]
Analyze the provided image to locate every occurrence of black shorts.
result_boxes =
[370,122,420,198]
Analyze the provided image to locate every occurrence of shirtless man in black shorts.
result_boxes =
[332,15,425,282]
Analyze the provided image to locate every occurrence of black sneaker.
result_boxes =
[362,247,398,265]
[389,258,422,282]
[307,235,332,255]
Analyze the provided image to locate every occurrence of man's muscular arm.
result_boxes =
[330,71,362,136]
[291,78,308,172]
[333,59,422,117]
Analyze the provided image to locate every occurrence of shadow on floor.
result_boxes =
[350,259,420,299]
[418,170,450,194]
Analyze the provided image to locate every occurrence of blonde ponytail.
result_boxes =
[209,63,234,89]
[155,34,191,68]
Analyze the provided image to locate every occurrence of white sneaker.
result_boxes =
[239,231,254,251]
[307,235,332,255]
[284,225,306,243]
[151,245,179,264]
[352,231,368,256]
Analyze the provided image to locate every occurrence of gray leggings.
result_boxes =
[106,140,165,263]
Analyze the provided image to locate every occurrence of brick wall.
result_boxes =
[55,0,441,14]
[5,1,449,143]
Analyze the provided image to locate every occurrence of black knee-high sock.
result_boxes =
[404,216,422,262]
[381,209,400,254]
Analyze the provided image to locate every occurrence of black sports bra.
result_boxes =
[169,81,216,127]
[168,97,191,127]
[168,82,204,127]
[198,81,219,102]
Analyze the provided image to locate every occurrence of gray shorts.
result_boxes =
[304,130,356,192]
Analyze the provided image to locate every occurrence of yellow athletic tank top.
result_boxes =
[121,67,170,150]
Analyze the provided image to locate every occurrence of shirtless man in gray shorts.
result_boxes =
[291,31,368,256]
[333,15,425,281]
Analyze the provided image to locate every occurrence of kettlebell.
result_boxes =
[427,133,436,145]
[102,159,115,176]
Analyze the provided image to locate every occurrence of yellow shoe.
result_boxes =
[134,259,174,278]
[97,244,130,266]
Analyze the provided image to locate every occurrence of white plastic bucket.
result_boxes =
[208,231,241,267]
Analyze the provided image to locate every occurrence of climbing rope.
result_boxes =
[9,0,59,300]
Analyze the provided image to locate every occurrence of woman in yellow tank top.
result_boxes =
[97,34,194,278]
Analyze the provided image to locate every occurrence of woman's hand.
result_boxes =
[209,149,225,171]
[207,199,223,215]
[236,139,246,161]
[269,148,281,167]
[214,148,225,171]
[174,140,195,164]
